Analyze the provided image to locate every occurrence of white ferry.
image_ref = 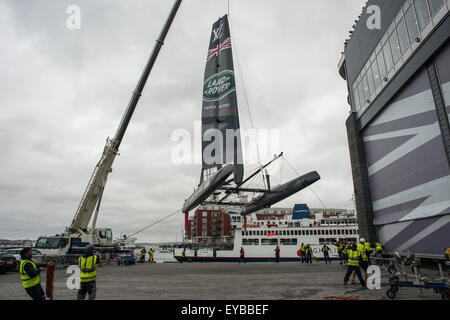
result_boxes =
[174,206,359,262]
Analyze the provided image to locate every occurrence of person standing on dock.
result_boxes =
[344,243,365,288]
[77,244,100,300]
[275,246,280,263]
[300,243,306,263]
[140,248,147,262]
[239,246,245,264]
[322,243,331,263]
[342,243,349,265]
[337,241,344,264]
[19,247,47,300]
[148,248,154,263]
[305,244,312,264]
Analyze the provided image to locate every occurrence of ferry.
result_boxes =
[174,206,359,262]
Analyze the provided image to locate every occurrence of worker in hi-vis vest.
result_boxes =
[300,243,306,263]
[77,244,100,300]
[19,247,47,300]
[344,243,365,288]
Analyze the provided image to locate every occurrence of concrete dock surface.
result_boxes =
[0,262,444,300]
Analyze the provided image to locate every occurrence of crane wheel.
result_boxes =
[386,288,396,299]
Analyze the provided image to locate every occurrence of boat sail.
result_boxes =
[182,14,321,225]
[201,14,243,185]
[183,14,243,214]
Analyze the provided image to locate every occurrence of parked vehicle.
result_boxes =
[0,254,18,274]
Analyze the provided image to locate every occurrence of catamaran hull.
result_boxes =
[182,164,234,213]
[240,171,321,216]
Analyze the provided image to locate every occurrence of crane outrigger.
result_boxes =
[34,0,182,257]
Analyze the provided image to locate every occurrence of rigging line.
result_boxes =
[282,156,328,209]
[228,15,265,185]
[125,208,182,239]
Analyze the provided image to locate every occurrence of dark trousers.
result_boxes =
[306,253,312,264]
[301,252,305,263]
[344,266,365,286]
[239,255,245,264]
[77,281,97,300]
[25,283,45,300]
[275,254,280,263]
[323,252,330,263]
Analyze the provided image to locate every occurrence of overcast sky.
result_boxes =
[0,0,366,242]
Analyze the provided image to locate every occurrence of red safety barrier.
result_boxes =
[46,262,56,300]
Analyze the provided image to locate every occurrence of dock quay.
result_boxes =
[0,262,442,300]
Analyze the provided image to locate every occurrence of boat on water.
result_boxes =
[174,206,359,262]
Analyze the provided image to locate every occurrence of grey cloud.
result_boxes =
[0,0,365,241]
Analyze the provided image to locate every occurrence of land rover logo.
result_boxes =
[203,70,235,101]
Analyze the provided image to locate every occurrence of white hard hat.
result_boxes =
[360,237,366,243]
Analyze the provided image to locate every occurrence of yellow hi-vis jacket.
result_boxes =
[376,242,383,252]
[20,259,40,289]
[301,245,305,252]
[78,255,98,283]
[347,249,361,267]
[356,243,367,261]
[322,245,329,252]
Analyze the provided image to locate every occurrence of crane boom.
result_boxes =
[66,0,182,234]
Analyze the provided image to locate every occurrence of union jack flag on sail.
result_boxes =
[207,37,232,61]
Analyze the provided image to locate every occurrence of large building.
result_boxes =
[339,0,450,259]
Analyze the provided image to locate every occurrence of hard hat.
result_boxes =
[360,237,366,243]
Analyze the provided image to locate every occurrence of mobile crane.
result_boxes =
[34,0,182,257]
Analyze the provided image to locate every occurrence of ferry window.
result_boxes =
[261,238,278,245]
[280,239,297,245]
[243,239,259,246]
[301,230,305,236]
[413,0,431,31]
[428,0,445,16]
[404,5,419,43]
[398,18,409,53]
[306,230,309,235]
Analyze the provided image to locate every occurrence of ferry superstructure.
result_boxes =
[174,206,359,262]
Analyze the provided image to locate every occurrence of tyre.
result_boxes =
[386,288,396,299]
[388,265,396,274]
[439,287,449,295]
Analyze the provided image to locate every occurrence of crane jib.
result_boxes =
[68,0,182,234]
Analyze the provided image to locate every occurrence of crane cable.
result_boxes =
[125,208,182,240]
[282,156,328,209]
